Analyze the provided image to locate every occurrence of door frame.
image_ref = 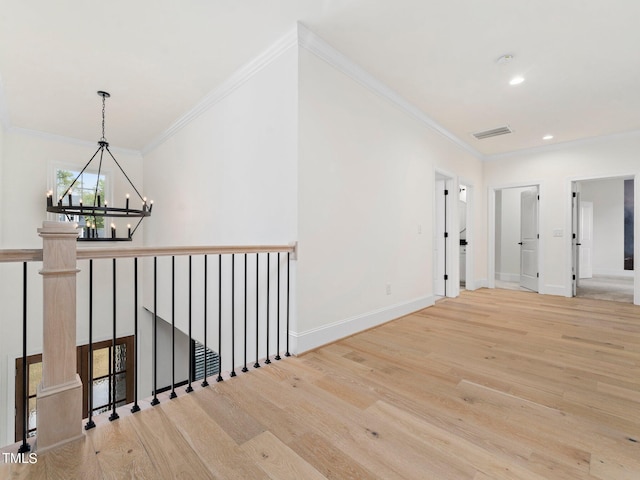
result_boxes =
[459,178,475,290]
[434,170,456,297]
[488,181,544,291]
[567,174,638,304]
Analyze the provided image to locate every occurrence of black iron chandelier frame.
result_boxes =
[46,91,152,241]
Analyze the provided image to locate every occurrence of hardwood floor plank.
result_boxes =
[16,288,639,480]
[128,404,214,479]
[158,392,270,480]
[240,431,327,480]
[87,416,160,480]
[41,437,103,480]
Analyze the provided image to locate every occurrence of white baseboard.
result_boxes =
[291,295,435,354]
[591,268,635,278]
[541,284,568,296]
[496,272,520,282]
[464,278,488,290]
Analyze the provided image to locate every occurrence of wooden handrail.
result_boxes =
[0,249,43,263]
[0,243,297,263]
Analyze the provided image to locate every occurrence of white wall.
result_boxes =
[0,130,144,445]
[485,132,640,301]
[579,178,628,276]
[296,41,484,351]
[141,41,298,380]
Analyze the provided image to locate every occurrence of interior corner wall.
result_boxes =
[0,130,143,445]
[141,46,298,249]
[140,43,298,381]
[296,45,484,352]
[484,132,640,299]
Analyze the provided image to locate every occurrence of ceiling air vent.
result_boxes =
[472,125,513,140]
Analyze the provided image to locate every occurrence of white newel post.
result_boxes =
[36,221,83,451]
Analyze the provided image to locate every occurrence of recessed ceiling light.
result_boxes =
[509,76,525,86]
[542,134,554,140]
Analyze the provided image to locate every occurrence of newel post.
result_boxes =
[36,221,83,451]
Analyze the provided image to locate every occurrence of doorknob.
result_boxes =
[576,243,581,246]
[518,242,523,245]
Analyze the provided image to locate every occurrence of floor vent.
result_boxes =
[472,125,513,140]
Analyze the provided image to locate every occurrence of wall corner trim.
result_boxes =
[141,28,298,156]
[297,23,483,161]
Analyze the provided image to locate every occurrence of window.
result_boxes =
[15,336,134,441]
[54,167,108,235]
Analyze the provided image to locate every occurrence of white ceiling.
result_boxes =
[1,0,640,157]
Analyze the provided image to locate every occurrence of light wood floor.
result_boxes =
[2,288,639,479]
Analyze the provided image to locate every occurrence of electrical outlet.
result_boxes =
[386,283,392,295]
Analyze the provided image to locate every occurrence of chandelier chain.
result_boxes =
[101,94,106,142]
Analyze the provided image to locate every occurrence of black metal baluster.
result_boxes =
[275,252,281,361]
[151,257,160,405]
[216,255,223,383]
[202,255,209,387]
[242,253,248,373]
[131,258,141,412]
[170,256,177,399]
[86,260,96,429]
[18,262,31,453]
[230,254,236,377]
[286,252,291,357]
[265,253,271,365]
[186,256,194,393]
[109,258,119,421]
[254,253,260,369]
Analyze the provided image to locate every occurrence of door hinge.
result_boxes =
[444,189,449,196]
[572,192,577,198]
[537,273,539,278]
[444,232,448,238]
[537,234,539,239]
[573,233,576,239]
[573,275,576,280]
[444,274,448,280]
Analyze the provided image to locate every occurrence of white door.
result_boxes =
[579,201,594,279]
[434,179,446,296]
[572,190,580,296]
[520,190,539,291]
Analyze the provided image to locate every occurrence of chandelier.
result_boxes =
[46,91,152,241]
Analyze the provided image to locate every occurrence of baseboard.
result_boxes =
[496,272,520,282]
[291,295,435,354]
[464,278,488,290]
[541,284,568,296]
[591,269,635,278]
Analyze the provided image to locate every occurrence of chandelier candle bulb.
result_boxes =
[44,92,152,241]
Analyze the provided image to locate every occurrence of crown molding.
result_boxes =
[8,126,142,156]
[296,23,484,161]
[142,28,298,156]
[485,128,640,161]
